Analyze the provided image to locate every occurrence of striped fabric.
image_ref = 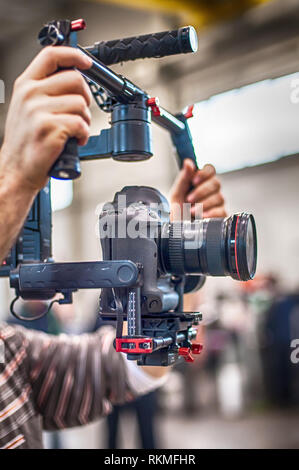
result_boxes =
[0,323,136,449]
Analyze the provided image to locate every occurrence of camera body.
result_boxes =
[99,186,205,317]
[99,186,205,366]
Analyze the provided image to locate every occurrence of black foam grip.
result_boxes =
[49,137,81,180]
[86,26,197,66]
[14,261,138,290]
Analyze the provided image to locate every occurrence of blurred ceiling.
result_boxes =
[0,0,69,44]
[92,0,273,28]
[0,0,283,46]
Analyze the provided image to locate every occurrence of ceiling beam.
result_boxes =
[86,0,273,28]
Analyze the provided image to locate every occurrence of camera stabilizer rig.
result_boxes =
[0,20,257,366]
[37,19,199,178]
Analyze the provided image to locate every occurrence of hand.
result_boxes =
[170,159,227,219]
[0,46,92,193]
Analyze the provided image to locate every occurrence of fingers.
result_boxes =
[190,192,225,218]
[171,158,196,201]
[186,163,227,217]
[200,192,225,212]
[203,206,228,218]
[187,176,221,204]
[37,70,92,106]
[51,113,90,146]
[21,46,92,81]
[192,163,216,187]
[40,95,91,126]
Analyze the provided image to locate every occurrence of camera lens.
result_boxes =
[160,213,257,281]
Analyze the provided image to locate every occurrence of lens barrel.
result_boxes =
[160,213,257,281]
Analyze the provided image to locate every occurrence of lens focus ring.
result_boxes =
[168,223,185,275]
[205,219,225,276]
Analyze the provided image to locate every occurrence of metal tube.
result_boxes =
[77,45,126,99]
[78,45,186,134]
[78,45,145,103]
[152,107,185,135]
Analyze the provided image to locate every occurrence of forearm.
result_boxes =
[19,325,165,430]
[141,364,169,378]
[184,291,201,313]
[0,152,37,262]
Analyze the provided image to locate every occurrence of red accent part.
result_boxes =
[115,337,153,354]
[191,343,203,355]
[71,19,86,32]
[178,347,194,363]
[184,104,194,119]
[146,97,161,117]
[234,215,241,280]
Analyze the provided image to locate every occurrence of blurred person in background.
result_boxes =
[247,274,299,408]
[0,45,226,449]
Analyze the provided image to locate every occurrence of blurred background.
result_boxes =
[0,0,299,449]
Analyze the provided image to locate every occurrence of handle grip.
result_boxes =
[38,20,82,180]
[10,260,139,292]
[49,137,81,180]
[85,26,198,66]
[171,113,198,170]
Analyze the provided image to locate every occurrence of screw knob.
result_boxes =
[38,24,64,47]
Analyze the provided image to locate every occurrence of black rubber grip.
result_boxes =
[49,137,81,180]
[85,26,198,66]
[12,261,139,291]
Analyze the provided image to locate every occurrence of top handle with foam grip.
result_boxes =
[85,26,198,66]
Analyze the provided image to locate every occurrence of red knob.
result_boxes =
[179,343,203,362]
[191,343,203,355]
[184,104,194,119]
[71,19,86,32]
[178,347,194,363]
[146,97,161,117]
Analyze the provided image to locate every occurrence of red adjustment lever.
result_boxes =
[71,19,86,32]
[179,343,203,362]
[146,97,161,117]
[115,337,153,354]
[192,343,203,355]
[178,347,194,363]
[184,104,194,119]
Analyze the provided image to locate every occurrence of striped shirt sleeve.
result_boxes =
[21,326,137,430]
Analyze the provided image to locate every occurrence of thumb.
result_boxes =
[172,158,196,200]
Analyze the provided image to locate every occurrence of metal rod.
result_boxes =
[78,45,125,97]
[77,45,186,135]
[78,45,144,103]
[152,107,185,135]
